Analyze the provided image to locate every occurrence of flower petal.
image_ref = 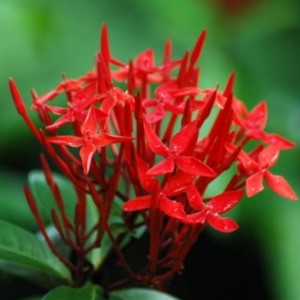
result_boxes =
[159,195,188,221]
[163,171,194,197]
[80,141,96,174]
[207,212,239,233]
[93,133,132,148]
[81,106,98,135]
[265,171,298,200]
[145,104,166,124]
[47,135,83,147]
[247,101,268,132]
[246,171,264,197]
[186,184,205,211]
[136,155,158,193]
[261,132,296,150]
[175,156,216,177]
[147,158,175,175]
[258,145,279,168]
[73,81,97,108]
[209,190,244,214]
[144,122,169,156]
[46,111,75,130]
[123,196,152,212]
[186,210,206,223]
[171,121,197,154]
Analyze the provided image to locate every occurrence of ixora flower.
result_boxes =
[10,24,297,291]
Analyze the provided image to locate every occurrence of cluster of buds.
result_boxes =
[10,25,297,289]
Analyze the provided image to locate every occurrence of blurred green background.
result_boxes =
[0,0,300,299]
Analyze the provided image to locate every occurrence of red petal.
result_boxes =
[261,132,296,150]
[186,184,205,211]
[93,133,131,148]
[237,150,260,173]
[144,122,169,156]
[145,104,166,124]
[47,135,83,147]
[246,171,264,197]
[80,142,96,174]
[171,121,197,154]
[175,156,216,177]
[136,49,155,72]
[265,171,298,200]
[81,107,98,135]
[73,81,97,107]
[248,101,268,131]
[258,145,279,168]
[163,171,194,197]
[123,196,151,212]
[46,114,74,130]
[207,212,239,233]
[100,94,117,115]
[172,87,202,97]
[147,158,175,175]
[159,195,188,221]
[209,190,244,214]
[186,210,206,223]
[136,155,158,192]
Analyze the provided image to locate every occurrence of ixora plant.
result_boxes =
[5,24,297,299]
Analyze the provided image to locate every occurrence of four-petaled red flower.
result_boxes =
[238,145,298,200]
[234,100,295,149]
[124,155,195,222]
[144,120,216,177]
[47,106,132,174]
[186,184,244,232]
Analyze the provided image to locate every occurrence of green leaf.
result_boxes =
[28,170,77,224]
[85,195,101,270]
[43,284,104,300]
[111,288,180,300]
[0,170,38,231]
[0,219,71,288]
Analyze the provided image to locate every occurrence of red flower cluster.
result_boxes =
[10,25,297,288]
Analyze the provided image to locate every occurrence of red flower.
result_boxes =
[144,120,216,177]
[47,106,132,174]
[238,146,298,200]
[143,81,203,124]
[234,100,295,149]
[45,81,98,130]
[123,155,196,222]
[186,184,244,232]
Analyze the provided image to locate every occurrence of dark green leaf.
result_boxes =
[43,284,104,300]
[0,170,37,231]
[28,170,77,224]
[111,288,180,300]
[85,196,101,270]
[0,219,71,288]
